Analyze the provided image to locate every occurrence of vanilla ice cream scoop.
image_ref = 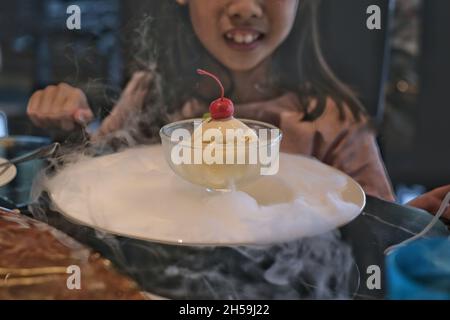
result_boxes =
[188,116,260,190]
[192,117,258,145]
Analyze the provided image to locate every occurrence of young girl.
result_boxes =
[25,0,449,215]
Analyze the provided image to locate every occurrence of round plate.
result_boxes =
[46,145,365,246]
[0,158,17,187]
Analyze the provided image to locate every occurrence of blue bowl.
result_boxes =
[386,238,450,300]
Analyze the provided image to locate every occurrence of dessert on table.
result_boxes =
[161,69,277,190]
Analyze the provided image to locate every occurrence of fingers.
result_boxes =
[42,85,66,128]
[428,185,450,199]
[26,83,93,132]
[96,101,132,138]
[28,72,152,136]
[123,71,153,96]
[95,115,121,139]
[40,85,58,115]
[433,186,450,220]
[73,108,94,125]
[95,72,153,138]
[408,187,450,219]
[96,102,136,138]
[443,207,450,220]
[408,194,439,212]
[53,84,69,114]
[27,90,45,127]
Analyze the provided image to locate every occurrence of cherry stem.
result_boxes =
[197,69,225,100]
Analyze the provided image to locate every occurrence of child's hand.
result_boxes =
[407,185,450,220]
[27,83,94,131]
[95,71,153,138]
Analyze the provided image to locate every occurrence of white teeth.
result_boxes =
[244,34,254,44]
[235,34,245,44]
[225,32,260,45]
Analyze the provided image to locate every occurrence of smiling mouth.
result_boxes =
[223,29,265,49]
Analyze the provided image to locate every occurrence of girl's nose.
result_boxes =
[227,0,263,22]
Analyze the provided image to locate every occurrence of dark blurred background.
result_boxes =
[0,0,449,203]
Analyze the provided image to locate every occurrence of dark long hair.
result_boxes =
[131,0,366,140]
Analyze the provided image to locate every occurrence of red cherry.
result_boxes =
[197,69,235,120]
[210,97,234,119]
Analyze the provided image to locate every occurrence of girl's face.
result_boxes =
[183,0,299,72]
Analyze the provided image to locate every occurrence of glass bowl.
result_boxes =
[160,119,282,191]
